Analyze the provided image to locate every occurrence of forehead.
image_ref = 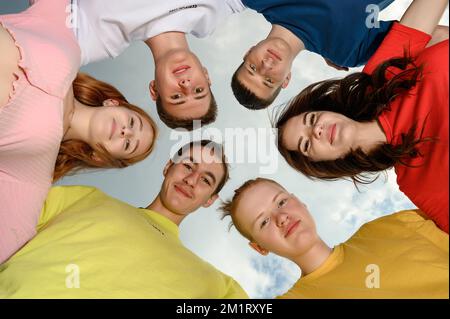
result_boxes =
[162,92,212,119]
[176,145,225,176]
[237,182,285,218]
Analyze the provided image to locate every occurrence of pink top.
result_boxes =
[0,0,81,263]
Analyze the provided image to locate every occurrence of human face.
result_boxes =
[237,38,293,100]
[159,146,225,216]
[235,181,318,259]
[88,103,154,160]
[151,50,211,119]
[281,111,359,161]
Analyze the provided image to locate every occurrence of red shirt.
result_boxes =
[363,22,449,233]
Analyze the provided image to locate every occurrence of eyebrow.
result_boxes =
[138,115,143,131]
[130,139,140,155]
[245,66,274,89]
[186,156,217,186]
[252,191,284,229]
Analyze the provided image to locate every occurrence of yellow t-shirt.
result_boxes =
[0,186,248,299]
[279,210,449,299]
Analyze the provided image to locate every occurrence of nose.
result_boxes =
[120,126,133,138]
[262,57,274,70]
[179,79,191,88]
[183,171,199,187]
[312,123,323,139]
[276,213,289,228]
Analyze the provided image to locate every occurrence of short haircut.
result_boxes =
[173,139,230,195]
[156,91,217,131]
[231,62,282,110]
[219,178,282,240]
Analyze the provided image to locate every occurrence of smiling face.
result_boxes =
[88,102,154,160]
[151,49,212,120]
[234,181,318,259]
[159,145,225,216]
[236,38,293,101]
[281,111,360,162]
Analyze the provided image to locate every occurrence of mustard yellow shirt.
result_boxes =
[0,186,248,299]
[279,210,449,299]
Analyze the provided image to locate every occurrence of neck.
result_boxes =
[62,98,95,142]
[144,32,190,63]
[269,24,305,55]
[146,195,185,226]
[292,238,332,276]
[354,120,387,154]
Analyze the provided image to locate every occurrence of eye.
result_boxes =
[183,163,192,171]
[304,140,310,153]
[195,87,204,94]
[125,139,131,151]
[171,93,182,100]
[278,198,288,208]
[310,113,316,126]
[201,177,211,186]
[265,77,274,84]
[250,64,256,72]
[260,217,270,229]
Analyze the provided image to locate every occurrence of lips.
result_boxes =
[285,220,300,238]
[329,124,336,145]
[267,49,282,61]
[109,119,116,140]
[174,184,192,199]
[173,65,191,75]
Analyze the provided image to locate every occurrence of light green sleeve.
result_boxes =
[37,185,99,231]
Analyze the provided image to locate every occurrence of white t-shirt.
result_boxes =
[73,0,246,65]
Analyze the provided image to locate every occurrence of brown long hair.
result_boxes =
[275,55,431,185]
[53,73,158,181]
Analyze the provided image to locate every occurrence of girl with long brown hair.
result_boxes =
[0,0,157,263]
[274,0,449,233]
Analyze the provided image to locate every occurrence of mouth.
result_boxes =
[267,49,282,61]
[109,118,116,140]
[174,185,192,199]
[173,65,191,75]
[329,124,336,145]
[285,220,301,238]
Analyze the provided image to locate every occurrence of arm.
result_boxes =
[400,0,448,35]
[427,25,449,47]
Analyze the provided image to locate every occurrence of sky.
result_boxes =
[1,0,448,299]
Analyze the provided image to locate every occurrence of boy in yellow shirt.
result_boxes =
[0,140,248,299]
[220,178,449,298]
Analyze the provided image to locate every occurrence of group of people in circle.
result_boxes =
[0,0,448,298]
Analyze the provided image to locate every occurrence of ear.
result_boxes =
[149,80,158,101]
[281,72,291,89]
[163,160,174,177]
[102,99,120,107]
[202,67,211,86]
[91,151,105,164]
[202,194,218,208]
[249,242,269,256]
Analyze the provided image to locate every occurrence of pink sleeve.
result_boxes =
[363,22,432,75]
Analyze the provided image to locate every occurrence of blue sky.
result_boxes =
[1,0,448,298]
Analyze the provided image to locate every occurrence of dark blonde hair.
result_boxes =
[219,178,281,240]
[54,73,158,181]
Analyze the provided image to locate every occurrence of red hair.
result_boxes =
[53,73,158,181]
